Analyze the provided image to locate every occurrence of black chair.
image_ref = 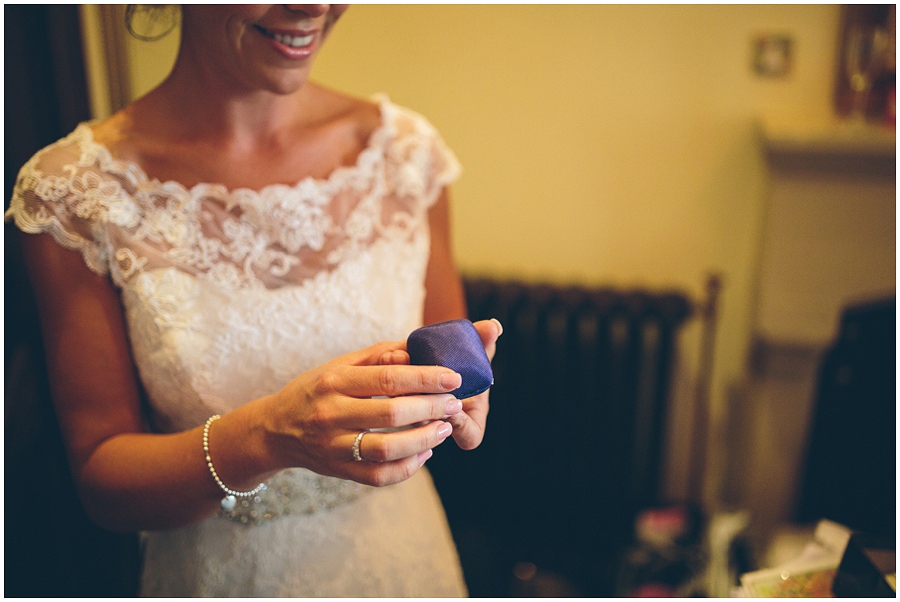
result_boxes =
[795,296,896,539]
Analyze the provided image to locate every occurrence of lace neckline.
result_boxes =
[74,94,397,199]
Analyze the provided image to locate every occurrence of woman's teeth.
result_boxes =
[274,32,314,48]
[258,26,314,48]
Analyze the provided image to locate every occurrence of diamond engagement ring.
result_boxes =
[352,431,366,462]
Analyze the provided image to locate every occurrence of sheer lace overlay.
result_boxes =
[7,97,467,597]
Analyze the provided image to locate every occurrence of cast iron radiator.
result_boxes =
[427,277,696,597]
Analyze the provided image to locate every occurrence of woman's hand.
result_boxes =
[262,341,466,487]
[445,318,502,450]
[419,191,501,450]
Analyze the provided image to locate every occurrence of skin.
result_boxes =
[19,4,500,533]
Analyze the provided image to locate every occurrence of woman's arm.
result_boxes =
[422,189,502,450]
[423,188,468,326]
[20,230,464,533]
[21,230,220,531]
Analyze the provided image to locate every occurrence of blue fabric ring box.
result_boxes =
[407,319,494,399]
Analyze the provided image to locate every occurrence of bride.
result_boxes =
[7,5,500,596]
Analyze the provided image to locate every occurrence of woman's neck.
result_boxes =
[95,66,375,190]
[138,41,328,152]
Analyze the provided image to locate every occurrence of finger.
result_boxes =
[473,318,503,361]
[377,349,410,366]
[346,421,453,463]
[447,412,484,450]
[448,394,489,450]
[335,393,463,430]
[326,364,462,399]
[337,340,407,366]
[344,450,434,488]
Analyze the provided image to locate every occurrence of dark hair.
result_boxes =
[125,5,180,42]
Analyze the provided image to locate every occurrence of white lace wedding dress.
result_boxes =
[7,96,468,597]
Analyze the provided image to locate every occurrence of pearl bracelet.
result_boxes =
[203,415,267,511]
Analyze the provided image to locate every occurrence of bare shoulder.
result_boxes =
[305,83,383,145]
[87,104,146,162]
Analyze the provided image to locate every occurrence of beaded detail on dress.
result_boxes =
[220,468,373,526]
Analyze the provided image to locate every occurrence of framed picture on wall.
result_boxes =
[834,4,896,124]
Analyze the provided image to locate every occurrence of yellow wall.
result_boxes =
[117,5,856,501]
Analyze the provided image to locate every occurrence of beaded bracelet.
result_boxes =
[203,415,267,511]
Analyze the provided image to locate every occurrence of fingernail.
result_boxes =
[491,318,504,336]
[439,372,462,391]
[445,398,463,415]
[437,422,453,440]
[418,449,433,465]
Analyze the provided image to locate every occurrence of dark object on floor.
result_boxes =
[615,503,707,597]
[832,533,896,597]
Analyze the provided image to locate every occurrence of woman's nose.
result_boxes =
[285,5,330,17]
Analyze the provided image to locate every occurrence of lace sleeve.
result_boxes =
[423,117,462,199]
[5,128,123,276]
[385,103,462,210]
